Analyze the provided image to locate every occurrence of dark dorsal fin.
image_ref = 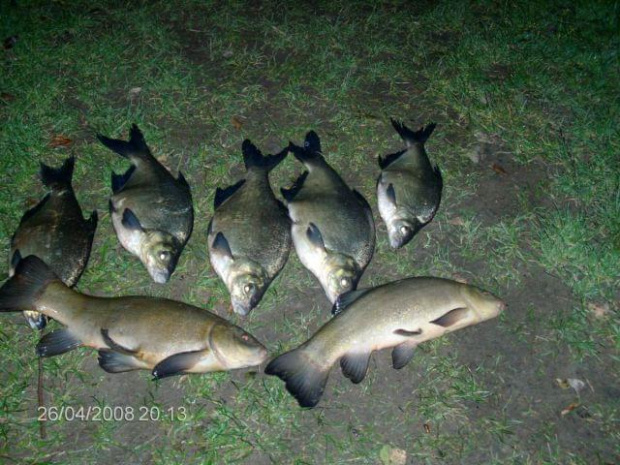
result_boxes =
[280,171,308,203]
[391,119,436,147]
[111,165,136,194]
[332,288,373,315]
[430,307,469,327]
[97,124,153,161]
[121,208,144,231]
[18,193,50,225]
[288,131,323,164]
[214,179,245,209]
[40,156,75,190]
[378,149,406,169]
[212,232,233,259]
[340,351,371,384]
[101,329,137,355]
[242,139,288,172]
[177,171,190,190]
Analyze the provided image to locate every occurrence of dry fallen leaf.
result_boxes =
[128,87,142,97]
[423,423,431,434]
[49,135,72,148]
[491,163,508,175]
[587,302,611,319]
[561,402,580,416]
[231,116,244,130]
[379,445,407,465]
[567,378,586,394]
[448,216,465,226]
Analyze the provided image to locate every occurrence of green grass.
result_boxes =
[0,0,619,463]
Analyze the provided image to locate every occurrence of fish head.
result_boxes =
[322,254,360,303]
[463,286,506,321]
[142,232,181,283]
[387,218,422,249]
[230,272,268,316]
[211,324,268,369]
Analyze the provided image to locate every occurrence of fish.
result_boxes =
[377,119,442,249]
[97,124,194,283]
[265,277,505,408]
[208,140,291,316]
[9,157,97,330]
[0,256,268,377]
[282,131,375,304]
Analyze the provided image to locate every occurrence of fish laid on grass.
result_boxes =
[208,140,291,316]
[266,277,504,408]
[97,124,193,283]
[9,157,97,330]
[377,119,442,248]
[282,131,375,304]
[0,256,268,377]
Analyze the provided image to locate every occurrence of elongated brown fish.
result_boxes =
[265,277,504,407]
[9,157,97,330]
[208,140,291,316]
[0,256,268,377]
[377,119,442,248]
[97,125,194,283]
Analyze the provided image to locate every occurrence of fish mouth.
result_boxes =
[232,301,252,316]
[150,270,171,284]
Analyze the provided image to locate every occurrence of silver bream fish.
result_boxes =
[377,119,442,248]
[282,131,375,304]
[9,157,97,330]
[266,277,504,407]
[0,256,268,377]
[98,124,194,283]
[208,140,291,316]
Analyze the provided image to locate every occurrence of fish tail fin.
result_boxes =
[40,156,75,191]
[0,255,61,313]
[391,119,436,146]
[242,140,288,172]
[265,347,330,408]
[97,124,152,161]
[288,131,323,164]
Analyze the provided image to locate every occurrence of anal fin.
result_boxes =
[392,340,417,370]
[340,351,371,384]
[98,350,143,373]
[37,329,82,357]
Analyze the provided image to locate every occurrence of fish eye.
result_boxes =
[400,225,410,236]
[244,283,255,294]
[340,277,350,288]
[158,251,170,261]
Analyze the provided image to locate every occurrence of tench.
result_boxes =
[208,140,291,316]
[97,124,194,283]
[9,157,97,330]
[377,119,442,248]
[282,131,375,304]
[0,256,268,377]
[266,277,504,407]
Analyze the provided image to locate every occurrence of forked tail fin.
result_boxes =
[40,156,75,191]
[242,140,288,172]
[97,124,153,162]
[265,347,330,408]
[391,119,436,147]
[0,255,60,313]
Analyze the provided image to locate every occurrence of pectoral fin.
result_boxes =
[152,349,207,379]
[306,222,325,250]
[211,232,233,260]
[386,183,396,204]
[430,307,469,328]
[122,208,144,231]
[394,328,422,337]
[36,329,82,357]
[340,351,371,384]
[392,340,417,370]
